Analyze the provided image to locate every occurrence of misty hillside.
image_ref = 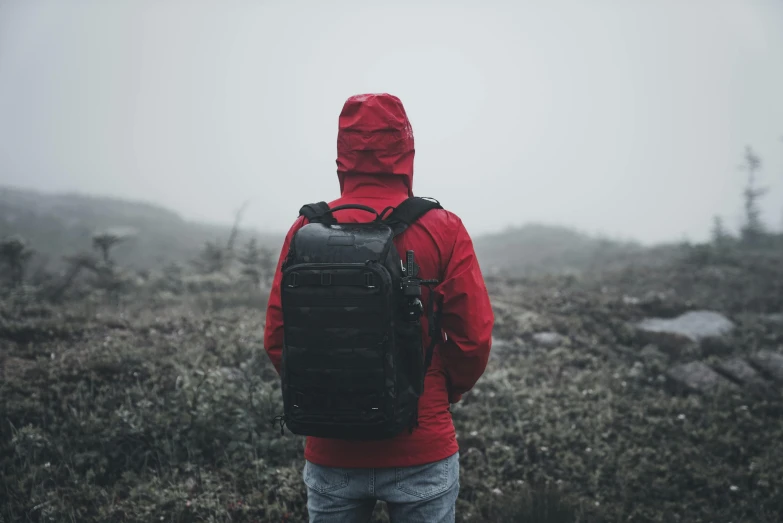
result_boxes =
[0,186,283,271]
[0,185,676,275]
[473,224,682,277]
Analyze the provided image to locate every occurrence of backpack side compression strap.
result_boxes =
[385,196,445,407]
[298,202,335,224]
[385,197,443,237]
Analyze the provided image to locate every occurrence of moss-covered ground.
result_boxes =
[2,244,782,522]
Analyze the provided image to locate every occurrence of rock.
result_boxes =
[636,330,692,355]
[750,350,783,382]
[640,344,669,364]
[638,311,734,341]
[666,361,737,393]
[636,311,734,353]
[715,358,769,387]
[532,332,566,348]
[637,291,690,318]
[700,336,733,357]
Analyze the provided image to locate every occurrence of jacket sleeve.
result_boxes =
[263,217,306,374]
[436,216,494,403]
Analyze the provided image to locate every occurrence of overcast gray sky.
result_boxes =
[1,0,782,244]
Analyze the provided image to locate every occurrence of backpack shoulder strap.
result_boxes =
[384,197,443,237]
[298,202,335,224]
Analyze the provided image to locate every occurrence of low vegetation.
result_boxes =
[2,144,782,521]
[1,218,782,522]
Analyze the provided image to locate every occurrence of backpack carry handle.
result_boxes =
[320,204,382,221]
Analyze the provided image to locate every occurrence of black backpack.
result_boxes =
[275,196,444,440]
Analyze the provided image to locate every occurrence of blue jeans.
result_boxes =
[303,451,460,523]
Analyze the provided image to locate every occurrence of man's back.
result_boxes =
[264,93,493,471]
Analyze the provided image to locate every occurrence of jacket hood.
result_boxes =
[336,93,415,197]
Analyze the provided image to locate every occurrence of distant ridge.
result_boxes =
[474,222,679,277]
[1,185,672,275]
[0,185,283,271]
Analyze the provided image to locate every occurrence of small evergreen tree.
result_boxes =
[0,235,34,286]
[739,145,768,244]
[239,238,262,284]
[711,215,730,246]
[238,238,276,286]
[92,232,126,264]
[192,240,225,274]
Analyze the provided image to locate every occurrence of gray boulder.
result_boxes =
[716,358,769,388]
[666,361,737,393]
[636,311,734,353]
[640,344,669,364]
[532,331,566,348]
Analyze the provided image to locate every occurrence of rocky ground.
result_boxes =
[1,242,782,522]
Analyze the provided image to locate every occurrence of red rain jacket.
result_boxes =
[264,93,493,468]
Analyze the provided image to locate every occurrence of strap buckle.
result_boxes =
[321,273,332,285]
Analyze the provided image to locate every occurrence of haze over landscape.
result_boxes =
[1,0,782,245]
[4,3,783,523]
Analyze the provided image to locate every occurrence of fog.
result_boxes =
[1,0,782,245]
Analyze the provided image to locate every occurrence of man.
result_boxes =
[263,93,493,522]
